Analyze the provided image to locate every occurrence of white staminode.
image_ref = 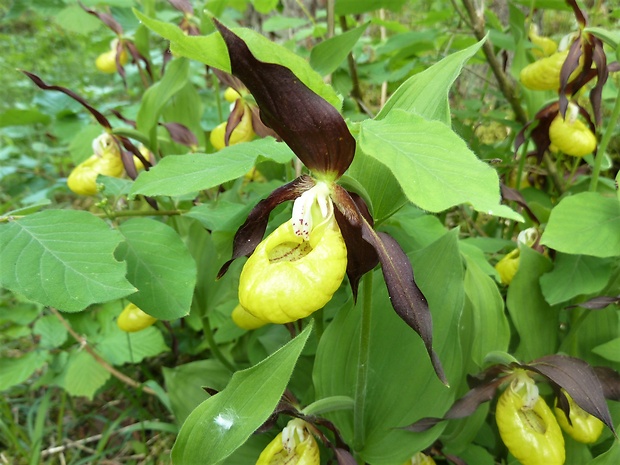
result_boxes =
[511,373,539,409]
[92,133,116,157]
[281,419,308,453]
[291,182,333,241]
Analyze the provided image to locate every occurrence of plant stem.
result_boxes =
[201,316,236,372]
[97,209,185,220]
[50,308,157,396]
[589,83,620,191]
[353,271,374,451]
[461,0,528,125]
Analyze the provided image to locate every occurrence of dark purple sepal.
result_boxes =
[524,355,616,435]
[225,99,246,146]
[79,1,123,35]
[161,122,198,148]
[404,377,503,432]
[332,185,378,300]
[213,19,355,179]
[593,366,620,401]
[565,295,620,310]
[22,71,112,130]
[217,175,315,278]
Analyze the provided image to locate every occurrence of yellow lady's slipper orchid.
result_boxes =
[67,134,124,195]
[117,303,157,332]
[548,113,597,157]
[232,303,268,330]
[238,183,347,324]
[496,373,565,465]
[256,419,320,465]
[210,105,255,150]
[554,390,604,444]
[494,228,539,285]
[529,25,557,58]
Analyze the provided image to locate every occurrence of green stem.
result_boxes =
[213,73,223,123]
[353,271,374,451]
[589,84,620,192]
[201,316,236,372]
[97,209,186,220]
[559,308,590,356]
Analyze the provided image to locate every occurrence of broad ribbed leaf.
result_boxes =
[62,349,111,400]
[0,352,48,391]
[540,253,612,305]
[0,210,135,312]
[171,323,312,464]
[541,192,620,258]
[375,38,484,124]
[309,22,369,76]
[133,10,340,109]
[115,218,196,319]
[131,138,294,197]
[214,20,356,179]
[359,110,522,221]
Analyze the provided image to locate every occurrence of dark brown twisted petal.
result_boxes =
[331,184,446,384]
[79,1,123,35]
[404,377,504,432]
[21,71,112,130]
[331,185,378,300]
[168,0,194,15]
[224,100,245,146]
[213,19,355,179]
[524,355,616,435]
[217,175,315,278]
[161,122,198,148]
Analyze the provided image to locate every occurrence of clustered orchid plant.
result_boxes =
[213,20,446,383]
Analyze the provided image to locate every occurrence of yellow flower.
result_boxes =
[554,390,604,444]
[256,419,319,465]
[401,451,436,465]
[238,215,347,325]
[210,105,255,150]
[231,304,268,330]
[117,303,157,332]
[67,134,124,195]
[496,374,565,465]
[548,113,596,157]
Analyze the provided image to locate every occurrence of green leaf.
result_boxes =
[0,109,50,127]
[96,326,169,365]
[347,146,407,223]
[310,22,369,76]
[540,253,613,306]
[136,58,190,138]
[592,338,620,363]
[314,230,464,464]
[335,0,406,15]
[163,360,232,424]
[0,210,136,312]
[134,10,341,110]
[62,350,111,400]
[54,4,102,34]
[115,218,196,320]
[33,315,68,349]
[541,193,620,258]
[463,255,510,367]
[506,247,557,361]
[359,110,522,220]
[375,38,485,123]
[131,138,294,197]
[589,438,620,465]
[250,0,279,14]
[0,352,48,391]
[171,323,312,464]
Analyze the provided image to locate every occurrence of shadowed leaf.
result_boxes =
[594,367,620,401]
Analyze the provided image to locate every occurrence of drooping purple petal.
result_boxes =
[524,355,616,435]
[332,186,378,299]
[217,175,315,278]
[404,377,503,432]
[332,185,446,384]
[79,1,123,35]
[213,20,356,179]
[22,71,112,129]
[161,122,198,148]
[593,366,620,401]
